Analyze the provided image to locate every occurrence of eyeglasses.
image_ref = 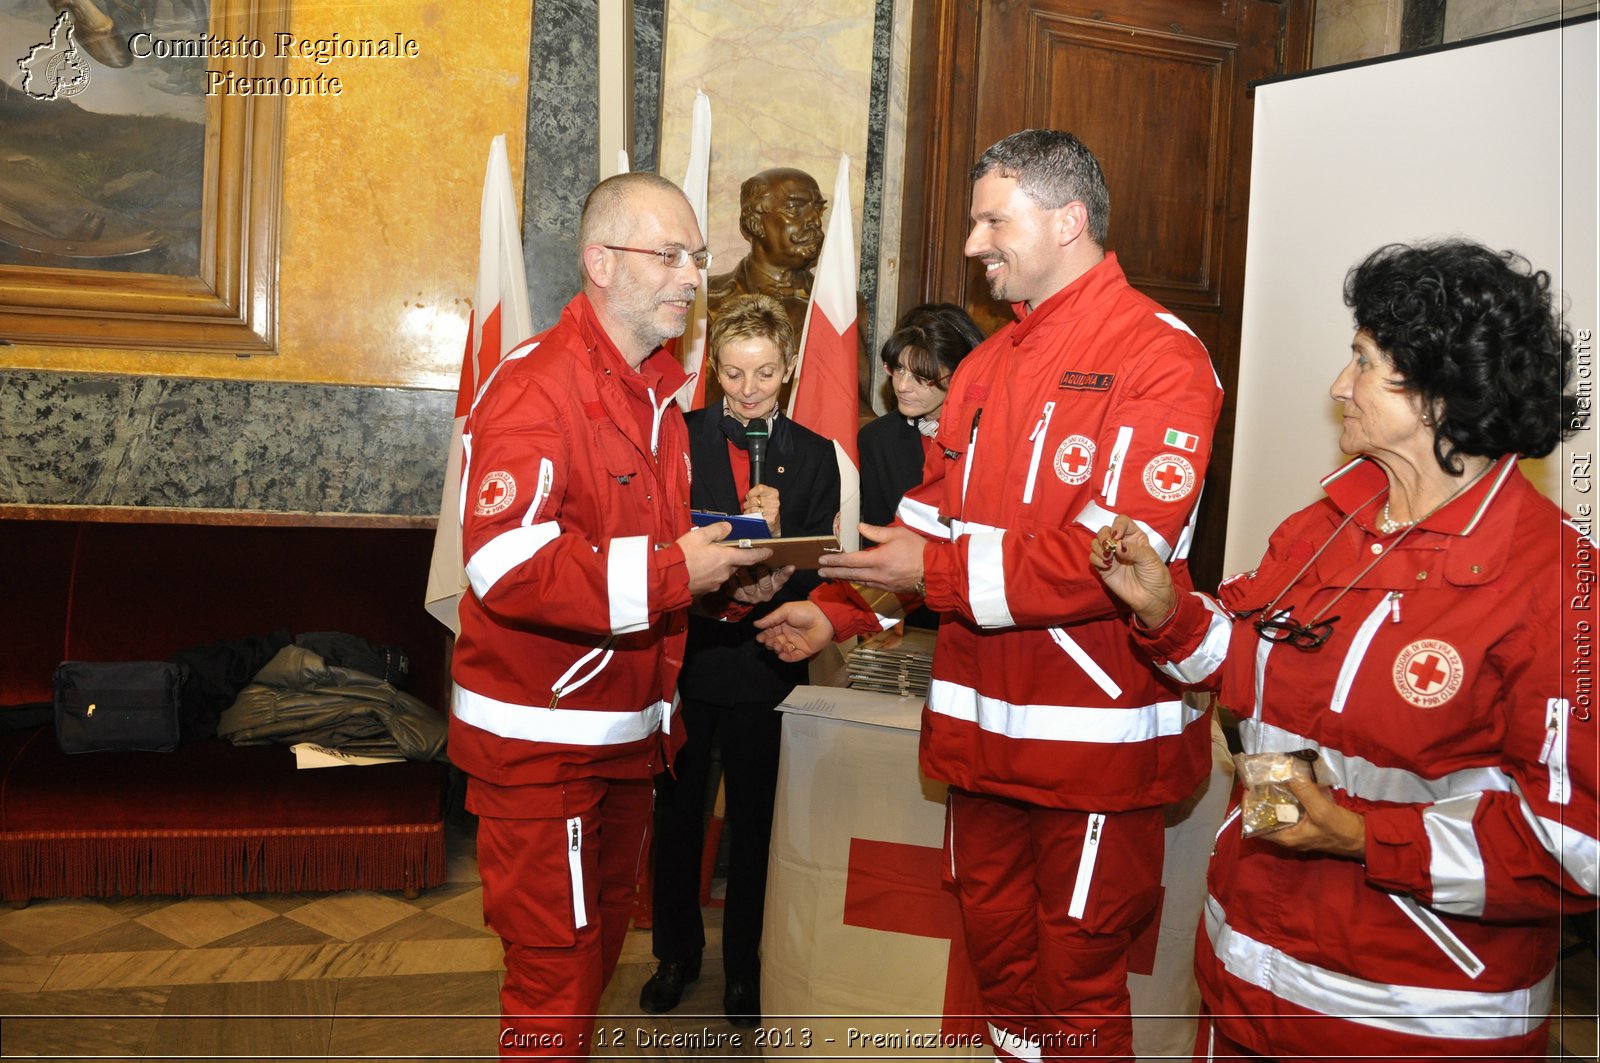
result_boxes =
[1233,606,1339,650]
[603,245,713,270]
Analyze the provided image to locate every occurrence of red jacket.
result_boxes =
[1142,455,1599,1058]
[449,294,694,789]
[819,254,1223,810]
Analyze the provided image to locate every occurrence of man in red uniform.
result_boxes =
[449,171,773,1058]
[757,130,1223,1060]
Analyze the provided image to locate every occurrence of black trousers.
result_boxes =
[650,695,782,982]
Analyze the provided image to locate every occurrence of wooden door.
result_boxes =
[899,0,1313,590]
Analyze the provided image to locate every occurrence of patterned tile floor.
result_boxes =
[0,815,1594,1061]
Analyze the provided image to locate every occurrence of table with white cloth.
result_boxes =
[761,685,1233,1061]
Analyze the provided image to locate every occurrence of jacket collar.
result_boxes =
[1007,252,1124,348]
[571,291,691,399]
[1321,453,1520,537]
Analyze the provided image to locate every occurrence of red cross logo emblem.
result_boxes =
[843,838,984,1040]
[473,470,516,516]
[1053,435,1095,485]
[1142,452,1195,501]
[1393,639,1463,708]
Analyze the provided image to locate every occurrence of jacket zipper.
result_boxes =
[1329,594,1396,714]
[525,457,554,527]
[549,636,617,708]
[959,408,983,521]
[1067,813,1105,919]
[1542,697,1572,804]
[1021,401,1057,505]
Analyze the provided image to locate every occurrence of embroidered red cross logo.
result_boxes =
[844,838,983,1039]
[1408,654,1449,693]
[479,480,507,508]
[1061,444,1090,474]
[1153,463,1185,492]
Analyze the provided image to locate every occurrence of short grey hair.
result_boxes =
[971,129,1110,245]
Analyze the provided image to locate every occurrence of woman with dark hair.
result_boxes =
[1091,240,1596,1061]
[858,303,986,527]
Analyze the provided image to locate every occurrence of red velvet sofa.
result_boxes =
[0,517,452,904]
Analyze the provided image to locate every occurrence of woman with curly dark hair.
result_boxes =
[1090,239,1595,1061]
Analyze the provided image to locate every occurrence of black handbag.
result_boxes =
[53,661,187,754]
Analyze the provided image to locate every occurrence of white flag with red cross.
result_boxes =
[788,154,860,548]
[424,134,534,634]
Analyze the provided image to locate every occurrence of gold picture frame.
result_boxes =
[0,0,286,353]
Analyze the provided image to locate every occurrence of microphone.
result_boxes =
[745,417,769,486]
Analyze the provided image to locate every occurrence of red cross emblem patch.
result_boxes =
[1392,639,1464,708]
[1142,453,1195,502]
[474,470,517,516]
[1054,434,1095,485]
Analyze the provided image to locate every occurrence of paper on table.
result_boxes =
[292,743,405,769]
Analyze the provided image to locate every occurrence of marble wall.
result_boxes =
[1313,0,1597,67]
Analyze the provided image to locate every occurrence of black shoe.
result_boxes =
[723,978,760,1028]
[638,956,701,1014]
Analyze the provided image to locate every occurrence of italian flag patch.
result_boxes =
[1164,428,1199,452]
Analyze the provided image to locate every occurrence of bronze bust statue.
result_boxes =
[707,168,870,414]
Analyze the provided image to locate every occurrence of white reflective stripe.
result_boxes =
[1021,401,1056,505]
[1329,595,1392,714]
[876,613,902,630]
[1101,426,1134,508]
[458,433,474,526]
[1172,484,1202,562]
[961,424,980,513]
[1215,805,1241,844]
[566,816,588,928]
[927,680,1204,743]
[607,535,650,634]
[467,338,539,417]
[967,532,1014,628]
[466,522,562,598]
[1543,698,1571,805]
[1241,720,1514,805]
[1158,593,1233,686]
[1073,499,1173,562]
[1514,795,1600,895]
[952,518,1004,538]
[1205,895,1552,1039]
[1251,628,1274,720]
[453,685,668,745]
[986,1024,1043,1063]
[523,457,555,527]
[1047,627,1123,698]
[1424,794,1488,916]
[1156,311,1198,339]
[1067,813,1104,919]
[1388,893,1485,979]
[897,495,952,540]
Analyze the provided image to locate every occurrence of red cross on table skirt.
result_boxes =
[1408,653,1448,692]
[843,837,983,1039]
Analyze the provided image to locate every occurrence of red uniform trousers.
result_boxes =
[470,777,653,1059]
[946,789,1165,1063]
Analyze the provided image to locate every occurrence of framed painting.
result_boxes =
[0,0,286,352]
